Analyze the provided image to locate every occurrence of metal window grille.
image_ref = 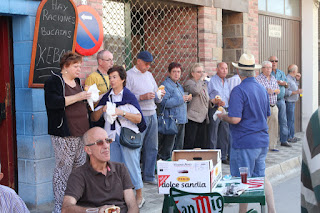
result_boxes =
[102,0,198,83]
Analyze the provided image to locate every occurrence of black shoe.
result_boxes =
[222,160,230,165]
[281,142,292,147]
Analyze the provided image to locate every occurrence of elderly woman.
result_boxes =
[44,52,91,213]
[183,63,211,149]
[91,66,147,208]
[158,62,191,160]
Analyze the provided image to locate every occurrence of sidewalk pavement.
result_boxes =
[140,132,303,213]
[30,133,303,213]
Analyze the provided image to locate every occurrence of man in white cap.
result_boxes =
[218,53,276,213]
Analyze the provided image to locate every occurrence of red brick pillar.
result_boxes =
[245,0,259,63]
[198,6,221,76]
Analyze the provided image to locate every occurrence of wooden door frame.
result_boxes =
[0,16,17,189]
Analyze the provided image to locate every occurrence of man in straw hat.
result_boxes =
[218,53,276,213]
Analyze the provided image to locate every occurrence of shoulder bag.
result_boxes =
[158,100,178,135]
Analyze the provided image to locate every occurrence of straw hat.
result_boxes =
[232,53,262,70]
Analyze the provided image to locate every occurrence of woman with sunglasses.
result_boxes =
[91,65,147,208]
[44,52,91,213]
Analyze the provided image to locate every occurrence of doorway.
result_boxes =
[0,16,17,189]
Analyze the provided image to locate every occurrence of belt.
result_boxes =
[270,105,275,107]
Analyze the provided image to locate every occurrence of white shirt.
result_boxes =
[227,74,241,92]
[96,89,140,141]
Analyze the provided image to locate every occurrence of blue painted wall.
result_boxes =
[0,0,55,207]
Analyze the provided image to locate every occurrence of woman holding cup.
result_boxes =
[158,62,191,160]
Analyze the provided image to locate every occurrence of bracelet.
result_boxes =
[123,111,126,117]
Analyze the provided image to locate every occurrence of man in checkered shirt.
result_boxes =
[256,61,280,152]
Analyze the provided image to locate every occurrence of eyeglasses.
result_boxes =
[195,71,205,73]
[262,66,272,69]
[85,138,113,146]
[270,60,278,63]
[101,58,113,62]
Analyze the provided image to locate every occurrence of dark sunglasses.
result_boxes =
[85,138,113,146]
[270,60,278,63]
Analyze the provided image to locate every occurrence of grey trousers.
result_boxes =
[208,108,230,160]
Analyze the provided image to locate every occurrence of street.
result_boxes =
[224,173,300,213]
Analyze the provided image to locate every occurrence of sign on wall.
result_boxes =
[269,24,282,38]
[28,0,78,88]
[75,5,103,56]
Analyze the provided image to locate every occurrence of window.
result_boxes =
[258,0,300,17]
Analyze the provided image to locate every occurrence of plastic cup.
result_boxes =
[239,167,248,183]
[86,208,99,213]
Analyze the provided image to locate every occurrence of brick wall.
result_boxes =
[198,6,221,76]
[245,0,259,63]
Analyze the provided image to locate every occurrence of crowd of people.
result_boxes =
[41,49,303,213]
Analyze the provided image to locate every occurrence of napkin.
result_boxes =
[213,108,226,121]
[156,90,162,99]
[87,84,100,111]
[104,102,117,124]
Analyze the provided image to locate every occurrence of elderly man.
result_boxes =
[285,64,302,143]
[61,127,139,213]
[207,62,231,164]
[256,61,280,152]
[269,56,292,147]
[126,51,165,185]
[85,50,113,127]
[0,162,30,213]
[218,53,276,213]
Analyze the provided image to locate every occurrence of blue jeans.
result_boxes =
[286,101,295,139]
[208,108,230,160]
[140,114,158,182]
[158,124,185,160]
[230,146,268,177]
[276,99,288,143]
[110,134,143,190]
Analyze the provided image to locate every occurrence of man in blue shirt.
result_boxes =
[269,56,292,147]
[207,62,230,164]
[218,53,276,213]
[285,64,302,143]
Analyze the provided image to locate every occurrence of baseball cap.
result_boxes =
[137,51,153,62]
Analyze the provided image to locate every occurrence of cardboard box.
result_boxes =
[157,149,222,194]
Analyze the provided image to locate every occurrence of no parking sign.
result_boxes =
[75,5,103,56]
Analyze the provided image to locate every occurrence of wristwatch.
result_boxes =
[123,111,126,117]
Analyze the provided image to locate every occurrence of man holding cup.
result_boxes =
[218,53,276,213]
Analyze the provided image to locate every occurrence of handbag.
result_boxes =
[117,118,142,149]
[158,101,178,135]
